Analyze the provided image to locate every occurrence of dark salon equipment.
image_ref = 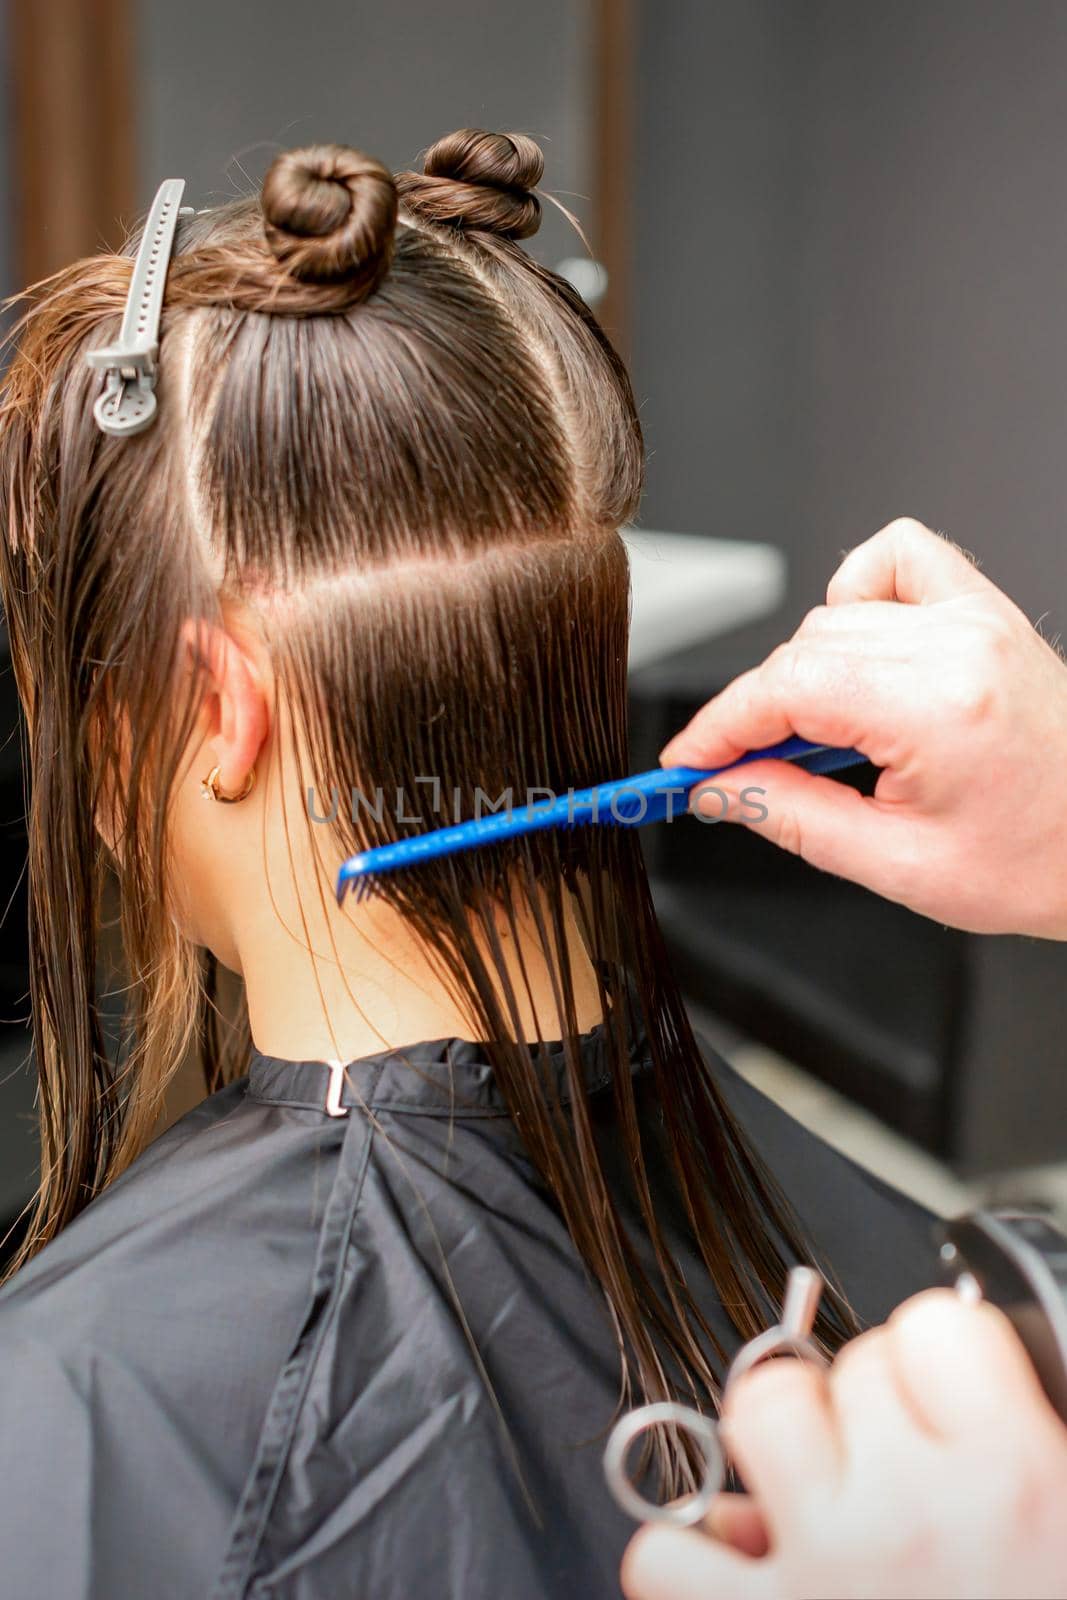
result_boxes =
[941,1209,1067,1426]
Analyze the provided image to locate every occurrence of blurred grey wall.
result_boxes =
[633,0,1067,629]
[137,0,593,269]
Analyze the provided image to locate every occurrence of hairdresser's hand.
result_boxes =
[661,518,1067,937]
[621,1290,1067,1600]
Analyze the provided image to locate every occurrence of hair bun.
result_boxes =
[396,129,544,240]
[261,144,397,301]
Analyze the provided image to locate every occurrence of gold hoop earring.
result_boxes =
[200,764,256,804]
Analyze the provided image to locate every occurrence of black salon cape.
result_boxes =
[0,1025,931,1600]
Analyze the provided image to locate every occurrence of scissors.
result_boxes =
[604,1207,1067,1528]
[603,1264,826,1525]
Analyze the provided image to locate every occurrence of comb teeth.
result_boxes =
[337,872,380,908]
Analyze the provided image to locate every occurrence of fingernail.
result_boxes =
[692,785,730,821]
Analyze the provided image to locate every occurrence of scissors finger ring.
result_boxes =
[602,1400,726,1527]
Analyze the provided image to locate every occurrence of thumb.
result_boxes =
[704,1493,770,1558]
[694,762,916,902]
[621,1525,774,1600]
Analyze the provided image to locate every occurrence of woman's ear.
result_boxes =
[180,612,271,798]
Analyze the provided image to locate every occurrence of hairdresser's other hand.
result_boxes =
[661,518,1067,937]
[621,1290,1067,1600]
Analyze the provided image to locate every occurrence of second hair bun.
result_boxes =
[397,130,544,240]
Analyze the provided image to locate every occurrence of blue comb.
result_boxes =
[335,736,867,904]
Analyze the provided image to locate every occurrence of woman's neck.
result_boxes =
[234,881,605,1065]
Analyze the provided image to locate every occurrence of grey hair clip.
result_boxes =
[86,178,192,437]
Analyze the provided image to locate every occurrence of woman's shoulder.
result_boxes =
[0,1076,335,1331]
[0,1076,340,1598]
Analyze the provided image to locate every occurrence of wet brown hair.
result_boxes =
[0,130,854,1491]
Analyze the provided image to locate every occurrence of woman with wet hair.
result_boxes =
[0,131,927,1599]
